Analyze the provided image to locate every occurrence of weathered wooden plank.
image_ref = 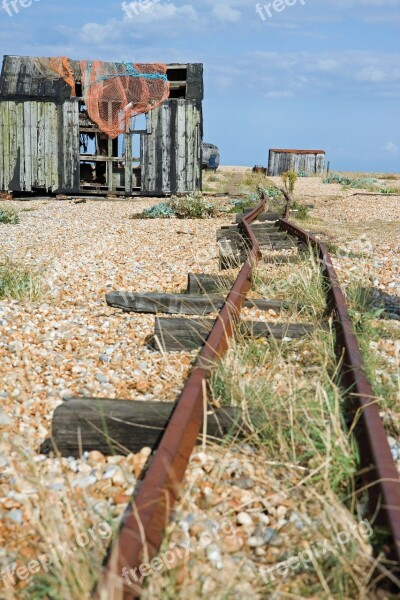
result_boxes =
[15,102,25,189]
[222,222,279,231]
[219,238,242,269]
[187,273,234,294]
[41,398,245,457]
[22,102,32,191]
[175,101,186,193]
[261,254,300,264]
[106,291,289,315]
[153,317,314,351]
[36,102,45,187]
[30,102,38,187]
[7,102,19,190]
[217,230,289,242]
[160,102,171,194]
[0,103,5,190]
[186,64,204,101]
[236,212,282,223]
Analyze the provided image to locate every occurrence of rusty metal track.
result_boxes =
[279,218,400,566]
[93,199,266,599]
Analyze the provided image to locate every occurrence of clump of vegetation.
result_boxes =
[262,185,283,200]
[345,279,399,431]
[323,173,395,192]
[0,258,44,301]
[298,170,311,177]
[379,187,400,194]
[138,193,216,219]
[280,170,298,194]
[228,195,258,214]
[141,202,175,219]
[169,193,216,218]
[0,205,20,224]
[252,247,327,318]
[241,171,269,189]
[291,200,310,220]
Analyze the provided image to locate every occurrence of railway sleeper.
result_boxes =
[106,291,290,315]
[152,317,313,352]
[41,399,251,458]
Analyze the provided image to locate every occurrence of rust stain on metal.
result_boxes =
[269,148,326,154]
[279,218,400,566]
[93,199,266,600]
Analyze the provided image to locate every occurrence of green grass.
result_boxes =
[0,205,20,224]
[252,247,327,319]
[345,280,400,436]
[0,258,44,301]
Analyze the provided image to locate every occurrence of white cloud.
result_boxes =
[80,22,120,44]
[244,50,400,97]
[384,142,399,154]
[211,4,241,23]
[357,67,387,82]
[266,90,293,98]
[121,2,199,23]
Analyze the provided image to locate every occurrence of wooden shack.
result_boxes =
[268,149,325,176]
[0,56,203,196]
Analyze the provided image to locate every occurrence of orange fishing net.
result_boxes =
[49,56,76,96]
[80,61,170,139]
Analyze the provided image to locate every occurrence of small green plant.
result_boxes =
[0,205,20,224]
[0,258,44,301]
[292,200,309,220]
[228,195,258,213]
[323,173,381,191]
[139,194,216,219]
[298,170,311,177]
[261,185,283,200]
[141,203,175,219]
[379,187,400,194]
[169,193,216,218]
[280,170,298,194]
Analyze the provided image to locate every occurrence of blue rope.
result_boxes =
[85,61,168,87]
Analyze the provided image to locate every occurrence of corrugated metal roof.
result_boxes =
[269,149,326,154]
[0,56,73,101]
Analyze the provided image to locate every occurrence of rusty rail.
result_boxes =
[279,218,400,566]
[93,199,266,599]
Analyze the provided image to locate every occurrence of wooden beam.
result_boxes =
[106,291,289,315]
[40,398,246,457]
[236,212,282,223]
[187,273,234,294]
[153,317,314,351]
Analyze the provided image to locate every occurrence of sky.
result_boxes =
[0,0,399,172]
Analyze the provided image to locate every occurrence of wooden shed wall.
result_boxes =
[142,99,202,195]
[0,100,79,192]
[268,151,325,176]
